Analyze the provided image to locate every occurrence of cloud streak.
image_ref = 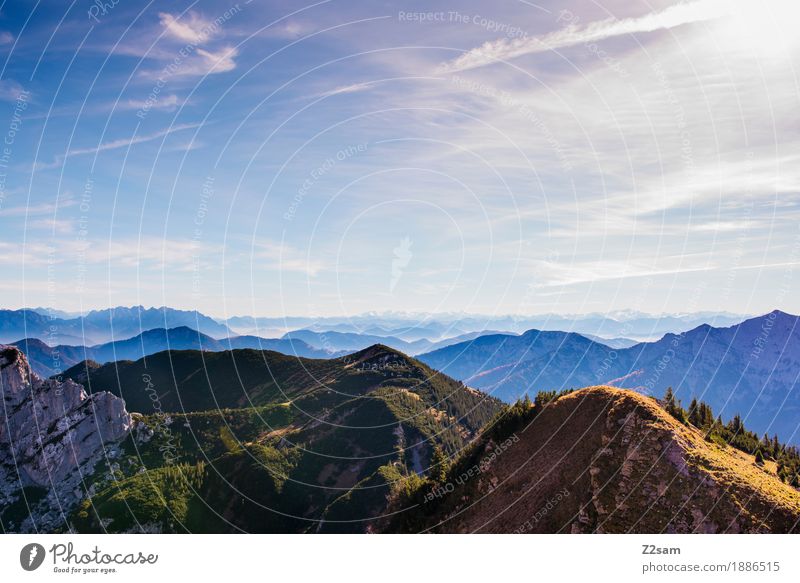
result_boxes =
[312,82,373,99]
[255,241,325,277]
[35,123,200,170]
[440,0,727,72]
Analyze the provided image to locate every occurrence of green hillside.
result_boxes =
[69,345,502,533]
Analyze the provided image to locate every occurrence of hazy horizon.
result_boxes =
[2,303,763,321]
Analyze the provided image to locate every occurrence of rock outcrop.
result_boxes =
[0,345,131,532]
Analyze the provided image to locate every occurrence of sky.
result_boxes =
[0,0,798,319]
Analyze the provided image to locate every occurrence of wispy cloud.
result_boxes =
[0,79,27,101]
[528,259,712,288]
[440,0,727,73]
[0,237,209,268]
[255,241,325,276]
[35,123,200,170]
[0,199,76,217]
[27,218,74,234]
[268,20,313,40]
[121,94,181,112]
[312,82,374,99]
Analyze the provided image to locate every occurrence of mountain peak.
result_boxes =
[343,343,411,365]
[767,309,796,320]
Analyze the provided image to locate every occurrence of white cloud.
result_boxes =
[135,12,238,78]
[196,46,238,74]
[159,11,215,44]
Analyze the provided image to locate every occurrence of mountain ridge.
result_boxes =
[0,306,232,345]
[10,326,340,377]
[417,310,800,444]
[388,386,800,533]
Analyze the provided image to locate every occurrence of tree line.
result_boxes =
[662,387,800,487]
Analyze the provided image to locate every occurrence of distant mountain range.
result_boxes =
[418,310,800,445]
[10,326,339,377]
[0,306,232,345]
[219,310,748,341]
[3,305,750,348]
[278,328,512,356]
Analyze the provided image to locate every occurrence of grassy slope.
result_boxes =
[389,386,800,534]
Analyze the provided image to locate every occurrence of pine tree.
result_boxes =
[713,415,725,438]
[664,387,676,413]
[522,393,532,409]
[688,398,700,427]
[729,414,743,435]
[429,446,450,483]
[534,390,558,409]
[700,402,715,429]
[755,449,765,466]
[663,387,685,422]
[761,434,773,459]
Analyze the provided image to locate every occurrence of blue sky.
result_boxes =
[0,0,798,318]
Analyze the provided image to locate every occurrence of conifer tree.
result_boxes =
[429,446,450,483]
[761,434,772,459]
[663,387,685,422]
[688,398,700,427]
[772,435,781,458]
[729,414,743,435]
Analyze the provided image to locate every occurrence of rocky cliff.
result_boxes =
[0,345,131,532]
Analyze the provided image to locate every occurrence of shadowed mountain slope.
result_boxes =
[65,345,502,533]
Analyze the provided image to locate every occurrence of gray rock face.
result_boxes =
[1,345,131,532]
